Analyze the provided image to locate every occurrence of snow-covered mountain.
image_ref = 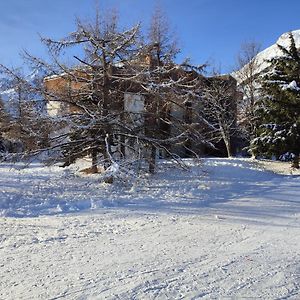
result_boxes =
[233,29,300,83]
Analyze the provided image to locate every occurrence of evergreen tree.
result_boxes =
[251,33,300,168]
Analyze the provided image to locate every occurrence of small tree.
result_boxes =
[251,32,300,168]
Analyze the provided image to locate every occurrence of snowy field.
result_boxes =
[0,158,300,299]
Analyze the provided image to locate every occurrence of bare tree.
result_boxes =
[37,12,144,176]
[0,66,49,152]
[143,6,177,172]
[235,41,261,142]
[141,6,208,172]
[201,75,238,157]
[13,9,205,180]
[148,5,179,64]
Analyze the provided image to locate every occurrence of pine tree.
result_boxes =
[251,32,300,168]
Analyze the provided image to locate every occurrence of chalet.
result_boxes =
[44,60,239,161]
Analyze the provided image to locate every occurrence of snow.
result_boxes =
[0,158,300,299]
[282,80,300,91]
[234,29,300,83]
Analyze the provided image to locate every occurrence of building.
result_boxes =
[44,61,239,162]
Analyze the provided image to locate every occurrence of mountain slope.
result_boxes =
[234,29,300,83]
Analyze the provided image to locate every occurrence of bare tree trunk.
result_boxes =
[222,131,232,157]
[224,139,232,158]
[91,148,98,173]
[220,126,233,158]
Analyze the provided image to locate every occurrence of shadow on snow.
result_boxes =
[0,158,299,227]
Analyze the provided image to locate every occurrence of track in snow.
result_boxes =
[0,158,300,299]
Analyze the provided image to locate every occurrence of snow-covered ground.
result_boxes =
[1,158,300,299]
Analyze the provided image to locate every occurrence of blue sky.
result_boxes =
[0,0,300,73]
